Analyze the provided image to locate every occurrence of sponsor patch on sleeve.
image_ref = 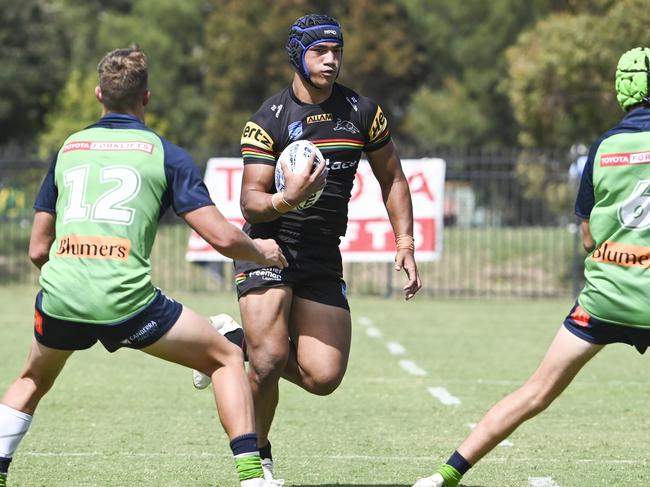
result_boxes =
[241,122,274,151]
[368,106,389,143]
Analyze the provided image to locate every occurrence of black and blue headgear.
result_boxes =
[286,14,344,82]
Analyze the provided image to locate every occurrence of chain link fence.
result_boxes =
[0,148,585,298]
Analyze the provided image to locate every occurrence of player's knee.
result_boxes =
[221,343,246,367]
[200,342,245,376]
[248,347,289,384]
[18,369,55,397]
[304,368,345,396]
[520,380,557,416]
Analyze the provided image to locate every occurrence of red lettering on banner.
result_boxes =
[341,218,435,252]
[213,166,241,202]
[407,170,435,201]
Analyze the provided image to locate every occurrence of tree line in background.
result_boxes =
[1,0,647,161]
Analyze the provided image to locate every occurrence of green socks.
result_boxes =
[235,453,264,481]
[437,464,462,487]
[0,472,6,487]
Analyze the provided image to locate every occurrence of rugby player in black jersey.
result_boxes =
[193,14,421,483]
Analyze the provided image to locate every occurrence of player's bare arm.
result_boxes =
[182,205,287,268]
[581,219,594,253]
[366,140,422,300]
[28,211,55,269]
[240,154,327,223]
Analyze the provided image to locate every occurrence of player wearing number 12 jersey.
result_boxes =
[413,47,650,487]
[0,47,286,487]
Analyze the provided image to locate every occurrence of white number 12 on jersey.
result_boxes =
[62,165,141,225]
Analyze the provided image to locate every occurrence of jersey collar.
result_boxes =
[90,113,148,130]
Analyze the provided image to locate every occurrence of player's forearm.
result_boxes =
[29,211,55,269]
[183,205,267,262]
[382,179,414,237]
[241,190,290,223]
[205,223,267,262]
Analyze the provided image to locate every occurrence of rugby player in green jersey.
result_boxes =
[192,13,421,483]
[413,47,650,487]
[0,47,287,487]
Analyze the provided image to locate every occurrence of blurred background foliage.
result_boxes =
[0,0,647,158]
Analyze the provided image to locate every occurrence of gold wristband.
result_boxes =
[395,234,415,252]
[271,192,295,214]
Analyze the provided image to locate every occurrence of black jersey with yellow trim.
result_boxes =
[240,82,391,244]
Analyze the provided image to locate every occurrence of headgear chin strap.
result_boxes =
[287,14,344,85]
[615,47,650,112]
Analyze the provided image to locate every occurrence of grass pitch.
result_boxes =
[1,285,648,486]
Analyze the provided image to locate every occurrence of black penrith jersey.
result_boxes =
[240,82,391,245]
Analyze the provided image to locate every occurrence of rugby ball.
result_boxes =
[274,140,325,210]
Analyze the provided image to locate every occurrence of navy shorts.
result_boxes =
[34,289,183,353]
[233,236,349,310]
[563,301,650,354]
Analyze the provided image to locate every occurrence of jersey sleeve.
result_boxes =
[361,100,391,153]
[240,109,278,166]
[574,141,599,219]
[33,154,58,213]
[162,140,214,215]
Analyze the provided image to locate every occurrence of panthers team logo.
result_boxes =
[334,118,360,134]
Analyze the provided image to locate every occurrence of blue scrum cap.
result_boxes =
[286,14,344,81]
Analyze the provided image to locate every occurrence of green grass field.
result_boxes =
[1,285,648,486]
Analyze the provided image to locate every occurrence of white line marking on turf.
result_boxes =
[358,316,373,327]
[365,327,383,338]
[428,386,461,405]
[399,359,427,376]
[467,423,513,446]
[528,477,561,487]
[386,341,406,354]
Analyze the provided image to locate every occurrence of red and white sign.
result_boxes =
[186,157,445,262]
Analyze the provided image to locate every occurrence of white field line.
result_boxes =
[365,327,383,338]
[467,423,513,447]
[528,477,561,487]
[386,341,406,354]
[427,386,461,405]
[399,359,427,376]
[357,316,373,327]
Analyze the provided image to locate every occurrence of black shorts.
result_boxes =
[233,237,349,310]
[34,289,183,353]
[563,301,650,354]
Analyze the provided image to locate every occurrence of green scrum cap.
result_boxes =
[615,47,650,112]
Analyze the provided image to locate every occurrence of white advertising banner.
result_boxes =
[186,157,445,262]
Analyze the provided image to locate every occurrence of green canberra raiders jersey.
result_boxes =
[575,107,650,326]
[34,114,213,323]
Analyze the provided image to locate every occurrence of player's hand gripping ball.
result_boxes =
[274,140,325,210]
